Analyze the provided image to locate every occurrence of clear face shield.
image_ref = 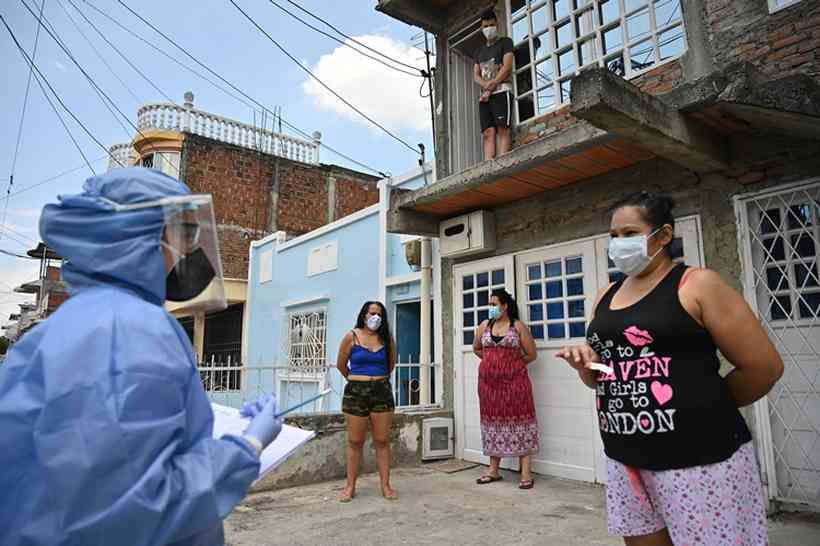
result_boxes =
[102,194,226,312]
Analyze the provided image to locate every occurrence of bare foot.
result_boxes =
[338,486,355,503]
[381,485,398,501]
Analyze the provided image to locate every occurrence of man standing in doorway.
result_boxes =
[474,8,514,160]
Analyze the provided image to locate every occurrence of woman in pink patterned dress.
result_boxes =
[472,289,539,489]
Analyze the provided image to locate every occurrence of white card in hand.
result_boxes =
[588,362,614,375]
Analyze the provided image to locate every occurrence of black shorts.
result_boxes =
[479,91,512,132]
[342,379,395,417]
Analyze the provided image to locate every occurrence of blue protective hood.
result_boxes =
[39,167,191,305]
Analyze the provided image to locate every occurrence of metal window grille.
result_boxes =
[508,0,687,122]
[283,310,328,376]
[739,181,820,508]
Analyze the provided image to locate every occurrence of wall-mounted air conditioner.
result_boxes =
[439,210,495,258]
[422,417,454,461]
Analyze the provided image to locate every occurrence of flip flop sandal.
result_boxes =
[338,490,355,503]
[518,479,535,490]
[382,490,399,501]
[476,475,503,484]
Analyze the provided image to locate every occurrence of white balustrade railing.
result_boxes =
[137,103,320,164]
[108,142,138,170]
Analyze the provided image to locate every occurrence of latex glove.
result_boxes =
[241,393,283,454]
[240,392,273,419]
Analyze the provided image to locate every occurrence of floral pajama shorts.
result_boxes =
[605,442,769,545]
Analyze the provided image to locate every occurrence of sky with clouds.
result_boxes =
[0,0,435,329]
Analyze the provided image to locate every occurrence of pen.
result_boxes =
[274,388,332,418]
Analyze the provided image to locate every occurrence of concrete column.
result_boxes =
[327,174,337,223]
[419,237,432,405]
[193,312,206,362]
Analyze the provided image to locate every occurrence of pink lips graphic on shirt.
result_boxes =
[623,326,654,347]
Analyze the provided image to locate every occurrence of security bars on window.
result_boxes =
[508,0,687,122]
[283,310,328,376]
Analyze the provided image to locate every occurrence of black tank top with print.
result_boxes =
[586,263,751,470]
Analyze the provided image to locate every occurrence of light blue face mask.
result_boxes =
[488,306,502,320]
[608,228,664,277]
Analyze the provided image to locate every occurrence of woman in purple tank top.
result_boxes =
[558,192,784,546]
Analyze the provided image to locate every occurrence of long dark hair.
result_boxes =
[355,301,392,356]
[491,289,520,323]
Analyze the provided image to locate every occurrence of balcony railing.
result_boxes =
[137,102,321,164]
[108,142,138,170]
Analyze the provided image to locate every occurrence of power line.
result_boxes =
[105,0,387,176]
[0,248,35,260]
[55,0,142,105]
[64,0,173,104]
[228,0,420,156]
[19,0,178,173]
[3,0,46,244]
[282,0,424,73]
[0,15,100,174]
[0,156,108,204]
[20,0,134,140]
[0,223,38,244]
[264,0,423,78]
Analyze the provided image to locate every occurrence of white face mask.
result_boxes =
[366,314,382,332]
[482,26,497,40]
[608,229,664,277]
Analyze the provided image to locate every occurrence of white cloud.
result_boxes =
[54,60,68,73]
[303,35,434,133]
[6,207,41,220]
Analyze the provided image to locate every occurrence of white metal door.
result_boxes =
[516,240,600,482]
[452,255,518,469]
[736,181,820,510]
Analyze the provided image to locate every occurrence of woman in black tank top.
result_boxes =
[558,192,783,546]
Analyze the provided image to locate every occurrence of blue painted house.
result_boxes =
[238,163,442,413]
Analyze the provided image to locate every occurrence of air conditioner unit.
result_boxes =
[439,210,496,258]
[422,417,454,461]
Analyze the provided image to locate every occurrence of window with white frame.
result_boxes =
[141,151,180,177]
[283,310,327,375]
[524,255,587,341]
[461,268,507,345]
[508,0,687,122]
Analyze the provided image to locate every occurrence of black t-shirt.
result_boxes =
[586,264,751,471]
[474,37,514,93]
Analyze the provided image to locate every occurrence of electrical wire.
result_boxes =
[3,0,46,243]
[56,0,142,104]
[20,0,134,139]
[64,0,173,103]
[0,156,108,204]
[264,0,423,78]
[0,15,101,173]
[228,0,420,156]
[282,0,423,73]
[101,0,387,175]
[0,223,38,244]
[19,0,178,173]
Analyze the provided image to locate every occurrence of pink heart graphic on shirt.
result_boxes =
[651,381,673,406]
[640,418,650,428]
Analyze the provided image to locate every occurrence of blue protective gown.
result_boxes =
[0,168,260,546]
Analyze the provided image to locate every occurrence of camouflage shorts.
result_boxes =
[342,379,395,417]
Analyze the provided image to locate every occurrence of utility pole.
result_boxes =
[423,31,436,159]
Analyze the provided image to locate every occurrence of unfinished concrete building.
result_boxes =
[377,0,820,512]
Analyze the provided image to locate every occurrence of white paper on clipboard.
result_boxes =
[211,403,315,477]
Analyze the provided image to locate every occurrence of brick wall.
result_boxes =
[181,134,379,278]
[704,0,820,78]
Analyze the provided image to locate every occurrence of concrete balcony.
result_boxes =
[387,63,820,236]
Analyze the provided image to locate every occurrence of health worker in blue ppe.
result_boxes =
[0,167,283,546]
